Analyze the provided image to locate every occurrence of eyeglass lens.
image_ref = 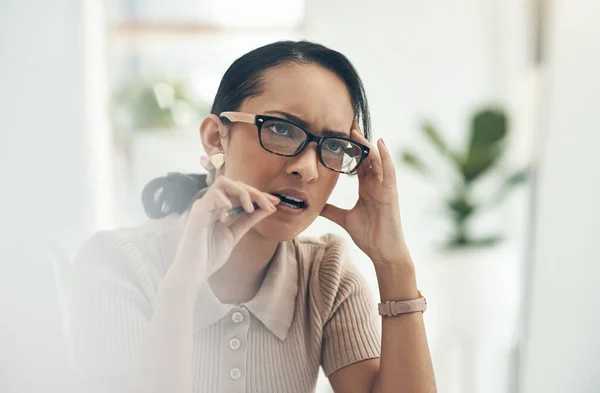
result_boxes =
[260,119,363,173]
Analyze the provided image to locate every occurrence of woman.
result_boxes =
[70,41,436,393]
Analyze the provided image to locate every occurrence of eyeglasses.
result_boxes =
[219,111,370,174]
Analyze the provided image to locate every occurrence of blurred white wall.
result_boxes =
[302,2,534,392]
[303,0,532,259]
[520,1,600,392]
[1,2,88,244]
[0,0,105,391]
[303,0,530,144]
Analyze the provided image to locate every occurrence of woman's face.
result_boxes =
[216,63,356,241]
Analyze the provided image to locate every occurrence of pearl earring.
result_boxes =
[209,153,225,170]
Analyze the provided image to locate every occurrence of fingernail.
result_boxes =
[380,138,386,147]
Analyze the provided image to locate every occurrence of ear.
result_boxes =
[199,114,229,155]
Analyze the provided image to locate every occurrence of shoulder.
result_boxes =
[293,234,366,320]
[294,233,357,281]
[293,232,347,265]
[71,213,186,294]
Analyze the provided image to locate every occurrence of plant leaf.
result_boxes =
[488,168,530,206]
[470,108,507,147]
[444,235,504,250]
[421,121,449,154]
[421,121,465,172]
[400,151,431,176]
[463,108,508,183]
[446,195,476,220]
[506,169,529,186]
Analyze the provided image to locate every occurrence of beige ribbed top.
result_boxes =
[69,211,381,393]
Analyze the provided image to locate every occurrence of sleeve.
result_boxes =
[68,230,159,379]
[318,237,381,377]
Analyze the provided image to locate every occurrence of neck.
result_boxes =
[208,229,279,305]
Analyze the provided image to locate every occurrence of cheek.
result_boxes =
[225,138,284,183]
[315,172,340,203]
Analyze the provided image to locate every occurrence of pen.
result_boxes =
[194,188,259,217]
[227,202,260,217]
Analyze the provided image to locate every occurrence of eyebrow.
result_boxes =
[263,110,350,139]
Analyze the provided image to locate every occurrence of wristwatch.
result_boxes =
[378,290,427,317]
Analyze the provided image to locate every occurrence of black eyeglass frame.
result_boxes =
[219,111,370,174]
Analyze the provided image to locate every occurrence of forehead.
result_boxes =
[240,63,355,134]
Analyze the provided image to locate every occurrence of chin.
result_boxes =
[252,214,313,242]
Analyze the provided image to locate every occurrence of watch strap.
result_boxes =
[378,293,427,317]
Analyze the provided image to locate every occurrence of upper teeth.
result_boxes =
[278,193,304,203]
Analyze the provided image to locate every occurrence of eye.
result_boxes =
[267,122,293,136]
[323,139,346,154]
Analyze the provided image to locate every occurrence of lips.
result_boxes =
[269,189,309,210]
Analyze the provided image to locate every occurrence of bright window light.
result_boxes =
[211,0,304,28]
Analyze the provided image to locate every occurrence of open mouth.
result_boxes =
[270,193,307,210]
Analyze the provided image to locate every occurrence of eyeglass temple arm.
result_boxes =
[220,112,256,124]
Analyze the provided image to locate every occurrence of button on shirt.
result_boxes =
[229,337,241,350]
[69,211,381,393]
[231,311,244,324]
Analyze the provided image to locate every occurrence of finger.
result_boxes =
[267,193,281,204]
[228,205,277,241]
[190,190,225,224]
[377,138,397,189]
[198,187,241,225]
[211,190,240,224]
[241,183,280,212]
[218,178,255,213]
[208,189,233,214]
[319,203,349,228]
[217,178,280,213]
[351,128,383,181]
[351,117,361,134]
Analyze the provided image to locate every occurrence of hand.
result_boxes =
[320,120,412,266]
[163,176,280,297]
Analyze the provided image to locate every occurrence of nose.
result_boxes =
[285,142,319,183]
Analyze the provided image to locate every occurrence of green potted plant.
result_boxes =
[112,75,210,132]
[402,107,530,393]
[400,107,529,249]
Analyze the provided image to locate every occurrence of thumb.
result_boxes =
[320,203,349,228]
